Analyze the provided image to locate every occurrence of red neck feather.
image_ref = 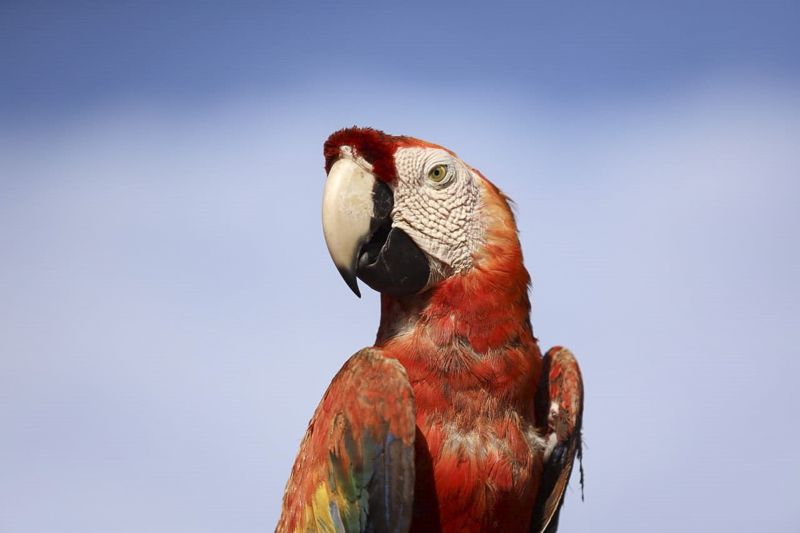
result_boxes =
[376,175,541,412]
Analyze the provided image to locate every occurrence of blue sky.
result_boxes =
[1,2,799,532]
[3,0,799,119]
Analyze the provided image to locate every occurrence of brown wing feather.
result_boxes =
[530,347,584,533]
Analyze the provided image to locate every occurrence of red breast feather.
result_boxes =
[377,168,544,532]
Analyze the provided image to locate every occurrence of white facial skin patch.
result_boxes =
[392,147,484,284]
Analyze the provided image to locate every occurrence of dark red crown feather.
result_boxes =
[324,127,437,183]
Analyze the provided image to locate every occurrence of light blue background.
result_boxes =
[1,2,798,531]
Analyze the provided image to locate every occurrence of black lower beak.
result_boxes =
[357,225,430,296]
[355,182,430,296]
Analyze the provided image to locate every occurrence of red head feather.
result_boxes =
[323,127,443,183]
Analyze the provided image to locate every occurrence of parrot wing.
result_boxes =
[530,347,584,533]
[277,348,416,533]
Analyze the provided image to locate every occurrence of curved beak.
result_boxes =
[322,159,381,297]
[321,157,430,298]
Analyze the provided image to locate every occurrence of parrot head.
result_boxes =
[322,127,517,298]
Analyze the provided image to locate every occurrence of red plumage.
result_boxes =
[278,128,583,533]
[376,173,543,531]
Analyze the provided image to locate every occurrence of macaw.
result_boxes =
[277,128,584,533]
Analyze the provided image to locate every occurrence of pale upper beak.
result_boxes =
[321,158,378,297]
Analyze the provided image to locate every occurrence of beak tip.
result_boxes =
[337,266,361,298]
[350,283,362,298]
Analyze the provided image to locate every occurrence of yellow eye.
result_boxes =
[428,164,448,183]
